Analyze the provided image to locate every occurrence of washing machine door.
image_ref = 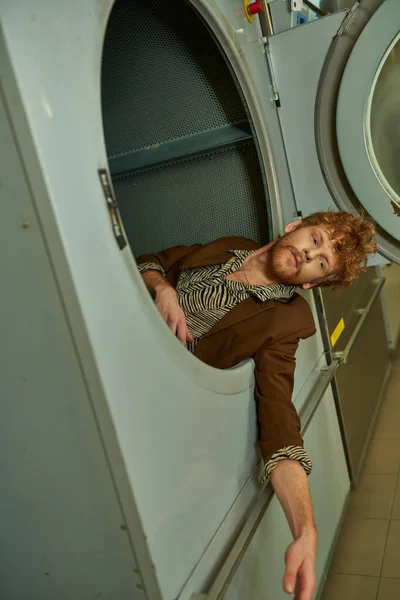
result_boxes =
[316,0,400,263]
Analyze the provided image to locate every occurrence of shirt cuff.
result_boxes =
[260,445,313,485]
[137,261,166,277]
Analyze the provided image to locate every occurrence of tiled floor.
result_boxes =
[322,349,400,599]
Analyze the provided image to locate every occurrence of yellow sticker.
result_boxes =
[330,318,345,348]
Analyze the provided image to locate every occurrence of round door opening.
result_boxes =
[367,33,400,211]
[101,0,272,259]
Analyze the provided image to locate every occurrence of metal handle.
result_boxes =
[332,278,385,364]
[299,360,339,436]
[191,360,339,600]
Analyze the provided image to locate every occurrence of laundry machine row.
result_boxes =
[0,0,398,599]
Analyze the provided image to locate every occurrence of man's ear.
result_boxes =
[284,219,302,234]
[301,282,318,290]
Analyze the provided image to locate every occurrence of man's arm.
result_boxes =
[270,461,317,600]
[253,321,317,600]
[140,269,193,345]
[141,268,172,298]
[136,243,202,276]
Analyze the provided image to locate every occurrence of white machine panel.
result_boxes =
[224,383,350,600]
[268,12,390,266]
[5,0,394,597]
[0,1,330,598]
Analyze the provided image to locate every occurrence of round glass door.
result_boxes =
[367,34,400,212]
[335,0,400,261]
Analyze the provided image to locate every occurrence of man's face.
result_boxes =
[267,222,339,289]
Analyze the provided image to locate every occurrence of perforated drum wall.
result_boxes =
[102,0,247,155]
[101,0,271,256]
[113,143,269,254]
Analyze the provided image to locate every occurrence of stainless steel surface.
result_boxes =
[191,360,339,600]
[332,278,386,363]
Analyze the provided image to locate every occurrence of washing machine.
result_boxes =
[0,1,398,599]
[266,0,400,265]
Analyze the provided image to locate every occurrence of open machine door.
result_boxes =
[316,0,400,263]
[266,0,399,264]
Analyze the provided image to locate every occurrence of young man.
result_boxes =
[137,211,376,600]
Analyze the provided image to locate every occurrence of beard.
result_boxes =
[266,237,305,285]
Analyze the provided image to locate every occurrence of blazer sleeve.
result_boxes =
[136,235,259,276]
[253,323,316,481]
[136,243,203,276]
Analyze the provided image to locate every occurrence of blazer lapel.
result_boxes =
[181,237,261,270]
[182,250,235,270]
[180,238,277,337]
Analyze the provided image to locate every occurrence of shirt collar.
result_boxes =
[228,250,296,302]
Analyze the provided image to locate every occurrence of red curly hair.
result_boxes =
[299,211,377,288]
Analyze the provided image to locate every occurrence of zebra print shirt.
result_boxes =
[176,250,295,353]
[138,250,312,481]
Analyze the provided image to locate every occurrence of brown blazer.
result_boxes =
[137,236,316,466]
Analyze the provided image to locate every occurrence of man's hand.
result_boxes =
[140,269,193,345]
[269,460,317,600]
[283,528,317,600]
[154,285,194,345]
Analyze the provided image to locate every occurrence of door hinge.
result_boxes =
[98,168,127,250]
[262,36,281,106]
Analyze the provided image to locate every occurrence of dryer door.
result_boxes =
[316,0,400,263]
